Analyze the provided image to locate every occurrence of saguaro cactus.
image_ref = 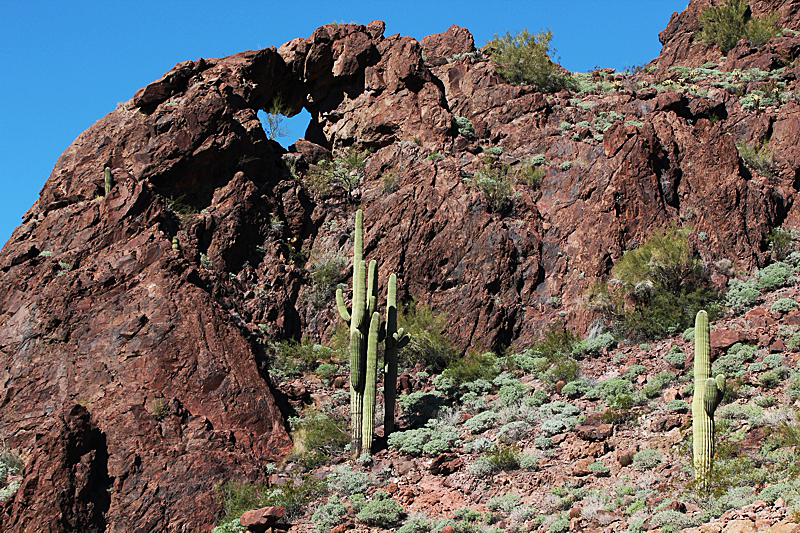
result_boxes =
[336,210,381,456]
[692,309,726,490]
[104,167,113,196]
[384,273,410,436]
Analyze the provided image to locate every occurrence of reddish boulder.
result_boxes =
[240,506,287,532]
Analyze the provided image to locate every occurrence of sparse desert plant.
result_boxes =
[484,29,575,92]
[771,298,798,314]
[698,0,780,55]
[327,465,370,496]
[357,491,404,527]
[632,449,663,471]
[312,498,348,533]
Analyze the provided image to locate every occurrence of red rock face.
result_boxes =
[2,2,800,530]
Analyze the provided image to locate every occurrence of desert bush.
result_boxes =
[771,298,798,314]
[454,116,475,138]
[398,515,433,533]
[768,227,793,261]
[327,465,370,496]
[312,498,348,533]
[667,400,690,413]
[496,420,528,442]
[589,226,720,339]
[664,346,687,368]
[589,461,610,475]
[712,342,757,378]
[305,147,370,199]
[485,29,574,92]
[698,0,780,55]
[469,153,514,213]
[560,379,590,399]
[755,261,795,291]
[487,493,521,513]
[289,407,349,456]
[0,441,22,502]
[464,411,498,434]
[571,333,615,358]
[215,475,325,524]
[485,444,521,471]
[387,422,460,457]
[398,300,457,372]
[725,278,761,313]
[632,449,662,471]
[443,351,500,385]
[308,252,347,309]
[498,380,531,405]
[738,140,774,177]
[357,491,404,527]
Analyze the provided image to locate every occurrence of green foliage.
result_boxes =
[312,498,348,533]
[262,95,291,140]
[712,342,756,378]
[454,116,475,138]
[517,161,545,188]
[485,29,574,92]
[327,465,370,496]
[724,278,761,313]
[308,252,347,309]
[560,379,590,399]
[271,338,328,378]
[664,346,687,368]
[484,444,521,471]
[771,297,799,314]
[698,0,781,55]
[357,493,404,527]
[667,399,690,413]
[571,333,615,358]
[464,411,498,434]
[737,139,773,177]
[632,449,663,470]
[0,440,22,501]
[289,407,350,456]
[305,148,369,199]
[757,261,796,291]
[443,351,500,385]
[768,227,793,261]
[589,461,610,475]
[387,423,460,457]
[398,300,457,372]
[398,515,433,533]
[469,153,514,213]
[487,493,520,513]
[215,476,325,524]
[590,226,720,339]
[497,380,530,405]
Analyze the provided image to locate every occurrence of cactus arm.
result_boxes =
[360,311,380,456]
[336,288,351,323]
[354,209,363,265]
[704,377,724,417]
[367,259,378,317]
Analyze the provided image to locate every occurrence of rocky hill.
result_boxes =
[2,0,800,531]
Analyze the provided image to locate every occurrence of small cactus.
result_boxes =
[104,167,113,196]
[692,309,726,490]
[171,237,179,251]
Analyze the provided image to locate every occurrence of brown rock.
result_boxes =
[430,453,464,475]
[711,329,746,352]
[441,527,457,533]
[240,506,286,532]
[574,423,613,441]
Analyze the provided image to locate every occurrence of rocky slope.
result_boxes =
[2,0,800,530]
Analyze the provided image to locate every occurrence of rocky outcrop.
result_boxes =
[2,1,800,530]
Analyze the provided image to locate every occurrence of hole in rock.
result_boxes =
[258,107,313,149]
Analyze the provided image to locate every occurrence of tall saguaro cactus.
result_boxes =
[384,273,410,436]
[692,309,726,490]
[104,167,113,196]
[336,210,381,456]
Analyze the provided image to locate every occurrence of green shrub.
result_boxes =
[487,493,520,513]
[560,379,589,398]
[768,227,794,261]
[357,492,404,527]
[632,449,662,471]
[443,351,500,385]
[327,465,370,496]
[771,298,798,314]
[725,278,761,313]
[464,411,498,434]
[469,153,514,213]
[548,514,570,533]
[308,252,347,309]
[398,301,458,372]
[387,423,460,457]
[312,498,348,533]
[534,436,553,449]
[517,162,545,188]
[571,333,615,358]
[589,226,720,339]
[396,391,443,422]
[667,399,690,413]
[496,421,528,442]
[398,515,433,533]
[664,346,687,368]
[712,342,757,378]
[498,380,531,405]
[305,147,370,199]
[0,442,23,502]
[485,29,574,92]
[543,358,579,384]
[698,0,780,55]
[756,261,795,291]
[737,140,774,177]
[454,116,475,138]
[485,444,521,471]
[215,476,325,524]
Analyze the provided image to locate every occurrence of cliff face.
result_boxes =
[2,1,800,530]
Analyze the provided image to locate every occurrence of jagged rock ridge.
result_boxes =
[1,0,800,530]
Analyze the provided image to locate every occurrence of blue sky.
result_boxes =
[0,1,687,247]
